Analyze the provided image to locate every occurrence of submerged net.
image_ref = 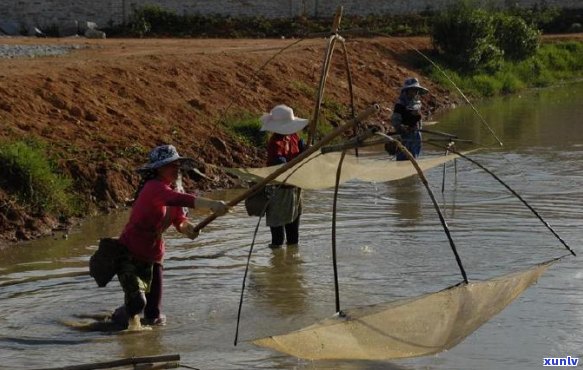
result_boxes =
[253,260,554,360]
[228,152,461,190]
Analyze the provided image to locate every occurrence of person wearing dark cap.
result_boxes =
[391,77,429,161]
[111,144,228,329]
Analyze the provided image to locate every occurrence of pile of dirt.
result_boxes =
[0,36,460,245]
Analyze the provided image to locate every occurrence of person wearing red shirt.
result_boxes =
[260,105,308,248]
[111,144,228,329]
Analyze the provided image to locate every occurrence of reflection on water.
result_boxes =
[0,83,583,369]
[250,245,307,316]
[436,82,583,150]
[115,328,168,360]
[385,177,424,226]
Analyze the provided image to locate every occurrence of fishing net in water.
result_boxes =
[253,260,554,360]
[228,152,461,190]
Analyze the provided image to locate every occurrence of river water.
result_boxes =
[1,83,582,370]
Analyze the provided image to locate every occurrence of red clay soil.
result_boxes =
[0,36,461,246]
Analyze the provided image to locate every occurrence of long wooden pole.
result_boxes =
[331,5,343,32]
[307,6,344,145]
[331,150,347,314]
[376,132,469,283]
[307,35,338,145]
[340,39,355,120]
[425,141,577,257]
[192,104,379,233]
[39,354,181,370]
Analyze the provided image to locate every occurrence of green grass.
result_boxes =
[0,140,78,216]
[220,111,267,148]
[428,41,583,97]
[220,80,349,147]
[290,80,315,99]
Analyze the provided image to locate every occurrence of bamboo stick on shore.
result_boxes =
[39,354,181,370]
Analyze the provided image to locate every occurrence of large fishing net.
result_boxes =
[253,260,553,360]
[228,152,460,189]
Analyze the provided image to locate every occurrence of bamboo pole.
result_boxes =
[320,135,474,154]
[376,133,469,283]
[331,5,343,32]
[425,141,577,257]
[339,39,355,120]
[339,38,359,156]
[39,354,181,370]
[135,363,180,370]
[192,104,380,233]
[320,128,379,154]
[307,6,344,145]
[307,35,338,145]
[420,128,457,138]
[331,150,347,314]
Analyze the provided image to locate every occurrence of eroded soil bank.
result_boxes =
[0,36,461,245]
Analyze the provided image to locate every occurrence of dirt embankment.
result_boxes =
[0,36,460,246]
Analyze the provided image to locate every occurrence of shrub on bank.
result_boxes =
[428,42,583,97]
[0,140,78,216]
[519,7,583,34]
[105,2,580,40]
[493,14,540,61]
[431,1,503,72]
[106,5,432,38]
[431,0,541,72]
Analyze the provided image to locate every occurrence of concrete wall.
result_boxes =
[0,0,582,30]
[0,0,126,30]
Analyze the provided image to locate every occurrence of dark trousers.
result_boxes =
[144,263,163,319]
[396,130,422,161]
[270,216,300,245]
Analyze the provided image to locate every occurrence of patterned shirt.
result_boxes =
[267,133,303,165]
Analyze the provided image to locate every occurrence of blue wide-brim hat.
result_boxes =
[401,77,429,95]
[139,144,192,171]
[139,145,209,179]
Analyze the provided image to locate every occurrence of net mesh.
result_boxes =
[228,152,460,189]
[253,260,553,360]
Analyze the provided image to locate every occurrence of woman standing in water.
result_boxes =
[260,104,308,248]
[111,144,228,329]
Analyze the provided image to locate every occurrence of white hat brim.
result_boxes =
[260,115,309,135]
